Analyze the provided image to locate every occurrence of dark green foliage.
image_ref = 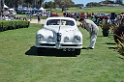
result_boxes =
[109,19,124,56]
[99,19,111,31]
[0,20,30,32]
[99,19,111,37]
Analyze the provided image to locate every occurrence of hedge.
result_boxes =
[0,20,30,32]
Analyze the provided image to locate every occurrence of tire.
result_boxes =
[74,49,81,55]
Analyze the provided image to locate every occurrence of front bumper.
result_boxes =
[36,42,82,49]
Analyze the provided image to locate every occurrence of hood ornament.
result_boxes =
[56,26,62,49]
[57,33,61,42]
[56,26,61,42]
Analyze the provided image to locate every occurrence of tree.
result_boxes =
[24,0,44,8]
[100,0,114,4]
[14,0,18,11]
[54,0,74,12]
[86,2,100,7]
[43,1,55,9]
[4,0,45,9]
[0,0,4,16]
[75,4,84,7]
[37,0,44,7]
[115,0,123,4]
[5,0,22,9]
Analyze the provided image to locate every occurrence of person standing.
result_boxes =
[29,11,32,21]
[37,12,41,23]
[110,12,117,24]
[79,18,99,49]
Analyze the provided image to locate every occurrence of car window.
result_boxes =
[47,19,60,25]
[64,20,74,26]
[47,19,75,26]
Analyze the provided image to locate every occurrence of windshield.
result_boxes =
[46,19,75,26]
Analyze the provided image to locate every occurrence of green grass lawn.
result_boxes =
[51,7,124,15]
[0,23,124,82]
[17,7,124,18]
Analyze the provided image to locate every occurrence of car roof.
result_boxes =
[46,17,75,21]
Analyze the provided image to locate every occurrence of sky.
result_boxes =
[72,0,104,4]
[72,0,117,5]
[46,0,123,6]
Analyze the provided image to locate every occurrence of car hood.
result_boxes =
[43,26,78,33]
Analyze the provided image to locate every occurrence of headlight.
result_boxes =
[37,34,44,41]
[48,36,53,42]
[64,36,69,42]
[74,36,81,42]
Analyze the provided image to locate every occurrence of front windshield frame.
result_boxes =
[46,19,75,26]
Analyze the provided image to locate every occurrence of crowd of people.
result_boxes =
[62,11,124,49]
[62,11,124,25]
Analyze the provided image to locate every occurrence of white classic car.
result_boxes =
[36,17,83,55]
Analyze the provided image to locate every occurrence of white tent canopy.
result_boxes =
[4,4,9,8]
[39,7,45,11]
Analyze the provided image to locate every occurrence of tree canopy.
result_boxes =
[54,0,74,11]
[2,0,123,11]
[54,0,74,8]
[4,0,45,9]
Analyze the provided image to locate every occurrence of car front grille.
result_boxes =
[40,44,79,46]
[40,44,55,46]
[61,44,79,46]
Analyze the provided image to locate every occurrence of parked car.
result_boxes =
[35,17,83,55]
[51,13,59,17]
[96,13,110,19]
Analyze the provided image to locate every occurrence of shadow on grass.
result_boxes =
[108,46,117,49]
[25,46,37,56]
[106,42,116,45]
[118,57,124,60]
[82,47,87,49]
[108,47,124,57]
[25,46,77,57]
[107,42,117,51]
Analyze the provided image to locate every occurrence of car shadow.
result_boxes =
[82,47,88,49]
[25,46,77,57]
[25,46,38,56]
